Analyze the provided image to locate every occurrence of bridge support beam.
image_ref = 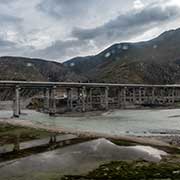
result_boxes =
[123,87,127,108]
[105,87,109,110]
[86,88,93,111]
[117,88,121,108]
[82,86,86,112]
[67,88,73,111]
[133,88,136,104]
[13,86,20,118]
[49,86,56,116]
[43,88,50,112]
[89,88,93,110]
[172,88,175,104]
[152,87,155,104]
[139,87,142,104]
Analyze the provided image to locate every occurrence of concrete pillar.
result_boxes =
[43,88,50,112]
[133,88,136,104]
[178,88,180,101]
[167,88,171,104]
[100,88,104,108]
[105,86,109,110]
[13,86,20,118]
[174,88,179,101]
[163,87,166,104]
[139,87,142,104]
[117,88,122,108]
[160,88,163,103]
[49,86,56,116]
[82,86,86,112]
[151,87,155,104]
[89,88,93,110]
[123,87,127,108]
[77,87,81,102]
[172,88,175,104]
[67,88,73,111]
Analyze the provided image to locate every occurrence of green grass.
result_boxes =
[0,123,52,145]
[62,160,180,180]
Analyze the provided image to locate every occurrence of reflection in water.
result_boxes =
[0,139,167,180]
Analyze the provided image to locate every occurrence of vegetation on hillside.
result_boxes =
[64,28,180,84]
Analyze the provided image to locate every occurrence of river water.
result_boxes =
[0,108,180,136]
[0,109,175,179]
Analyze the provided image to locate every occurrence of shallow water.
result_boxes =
[0,109,180,136]
[0,139,167,180]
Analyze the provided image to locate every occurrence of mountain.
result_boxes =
[0,56,84,82]
[64,28,180,84]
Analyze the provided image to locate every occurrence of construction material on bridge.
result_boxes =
[0,81,180,117]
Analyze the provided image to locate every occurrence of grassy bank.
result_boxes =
[62,160,180,180]
[0,122,52,145]
[0,122,92,162]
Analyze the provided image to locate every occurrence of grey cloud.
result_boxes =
[0,39,16,47]
[0,13,22,24]
[37,0,131,25]
[32,39,96,61]
[0,37,35,57]
[31,1,180,61]
[0,0,179,62]
[37,0,91,19]
[0,0,15,4]
[72,4,180,44]
[0,38,19,54]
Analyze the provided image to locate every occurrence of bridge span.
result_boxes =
[0,81,180,117]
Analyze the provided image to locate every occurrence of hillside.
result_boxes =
[0,56,83,82]
[64,28,180,84]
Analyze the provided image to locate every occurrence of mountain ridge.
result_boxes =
[64,27,180,84]
[0,56,84,82]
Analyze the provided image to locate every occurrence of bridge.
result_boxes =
[0,81,180,117]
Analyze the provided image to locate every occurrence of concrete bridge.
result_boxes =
[0,81,180,117]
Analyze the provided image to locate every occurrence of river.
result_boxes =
[0,108,180,136]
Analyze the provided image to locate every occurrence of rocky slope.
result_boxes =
[64,28,180,84]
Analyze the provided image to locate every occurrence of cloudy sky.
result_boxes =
[0,0,180,62]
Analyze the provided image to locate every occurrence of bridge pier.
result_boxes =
[117,88,121,108]
[67,88,73,111]
[152,87,155,104]
[123,87,127,108]
[172,88,175,104]
[105,87,109,110]
[85,88,93,111]
[132,87,136,104]
[89,88,93,110]
[49,86,56,116]
[138,87,142,104]
[81,86,86,112]
[43,88,50,112]
[13,86,20,118]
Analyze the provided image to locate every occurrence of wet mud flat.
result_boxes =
[1,113,180,180]
[0,123,91,162]
[0,138,171,180]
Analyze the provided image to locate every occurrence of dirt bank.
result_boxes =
[0,118,178,152]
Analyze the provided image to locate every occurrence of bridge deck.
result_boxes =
[0,81,180,117]
[0,81,180,88]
